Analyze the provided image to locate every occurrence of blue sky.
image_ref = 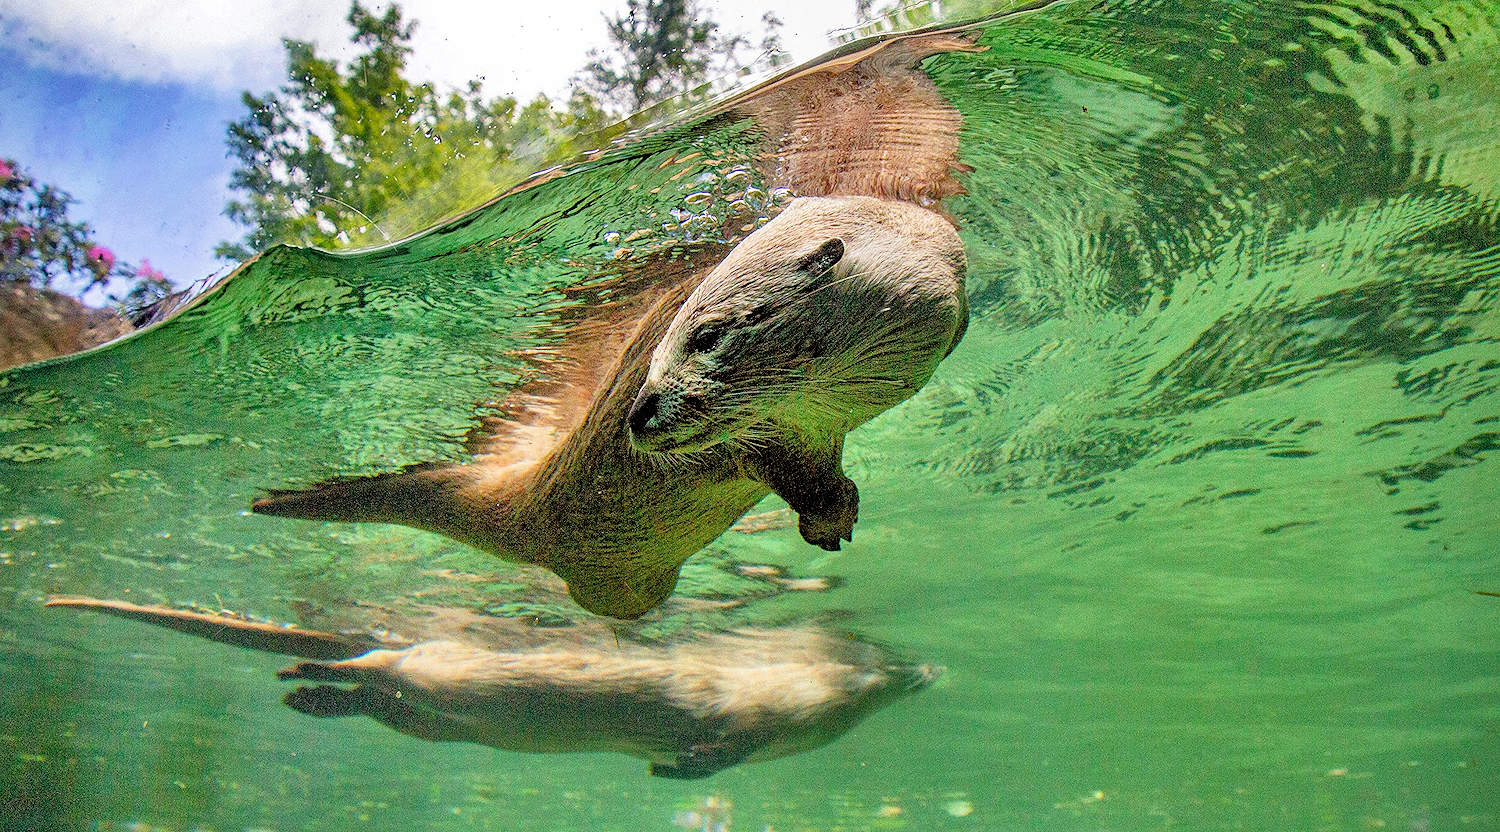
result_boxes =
[0,59,246,294]
[0,1,856,300]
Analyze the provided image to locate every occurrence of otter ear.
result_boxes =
[797,238,844,277]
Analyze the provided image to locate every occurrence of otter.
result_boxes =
[253,196,967,619]
[46,596,937,779]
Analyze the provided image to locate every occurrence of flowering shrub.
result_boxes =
[85,244,116,275]
[1,156,169,310]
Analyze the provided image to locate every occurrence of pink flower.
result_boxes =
[86,244,116,275]
[135,259,167,284]
[0,159,14,183]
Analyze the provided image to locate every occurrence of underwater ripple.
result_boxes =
[2,1,1498,830]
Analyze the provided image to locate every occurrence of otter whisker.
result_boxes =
[717,374,808,390]
[787,265,883,308]
[729,429,778,455]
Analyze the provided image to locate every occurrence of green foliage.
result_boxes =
[760,13,792,71]
[217,2,612,259]
[581,0,750,113]
[0,157,170,309]
[218,1,795,260]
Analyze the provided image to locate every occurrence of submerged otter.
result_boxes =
[253,196,967,618]
[46,596,937,779]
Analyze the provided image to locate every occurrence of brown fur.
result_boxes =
[725,33,982,205]
[48,596,936,779]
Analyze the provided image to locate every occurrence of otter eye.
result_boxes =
[686,324,724,354]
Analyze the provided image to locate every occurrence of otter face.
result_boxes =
[628,237,848,454]
[627,196,967,456]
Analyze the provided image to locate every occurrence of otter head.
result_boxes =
[625,197,968,456]
[628,233,849,454]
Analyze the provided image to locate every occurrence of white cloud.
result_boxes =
[0,2,350,91]
[0,0,858,102]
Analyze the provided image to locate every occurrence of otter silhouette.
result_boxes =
[250,28,982,619]
[47,596,937,779]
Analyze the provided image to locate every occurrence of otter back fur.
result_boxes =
[47,597,937,779]
[252,196,966,619]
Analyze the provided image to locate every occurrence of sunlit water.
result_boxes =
[3,1,1499,830]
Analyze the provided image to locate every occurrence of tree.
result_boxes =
[0,157,170,311]
[580,1,785,114]
[760,13,792,71]
[218,2,611,260]
[217,1,798,260]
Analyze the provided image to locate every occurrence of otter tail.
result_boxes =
[43,597,390,659]
[251,467,471,533]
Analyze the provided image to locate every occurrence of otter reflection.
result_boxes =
[47,597,936,779]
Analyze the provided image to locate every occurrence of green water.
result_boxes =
[3,0,1499,829]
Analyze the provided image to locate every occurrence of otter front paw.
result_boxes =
[796,477,859,551]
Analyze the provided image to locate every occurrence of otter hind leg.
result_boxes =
[287,678,465,744]
[558,560,686,619]
[281,659,384,720]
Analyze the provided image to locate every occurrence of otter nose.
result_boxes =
[628,389,661,436]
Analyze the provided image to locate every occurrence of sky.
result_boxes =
[0,0,861,299]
